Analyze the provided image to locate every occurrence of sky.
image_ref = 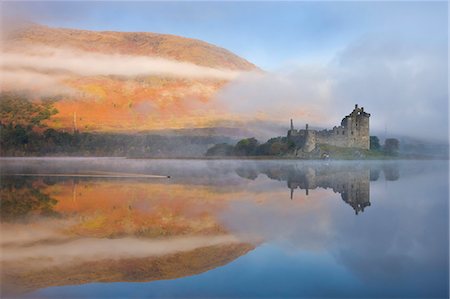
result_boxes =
[3,1,447,70]
[1,1,449,141]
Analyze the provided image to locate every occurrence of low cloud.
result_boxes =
[214,67,332,128]
[0,68,76,97]
[2,46,241,80]
[215,36,448,141]
[0,46,243,98]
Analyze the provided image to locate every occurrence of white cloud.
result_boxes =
[2,46,242,80]
[0,68,75,96]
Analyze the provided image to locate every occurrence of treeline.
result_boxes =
[206,137,296,157]
[206,135,399,158]
[0,93,231,157]
[369,136,399,154]
[0,124,232,156]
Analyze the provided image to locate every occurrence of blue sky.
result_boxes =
[3,1,447,70]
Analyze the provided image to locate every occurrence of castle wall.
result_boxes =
[287,105,370,152]
[288,128,315,152]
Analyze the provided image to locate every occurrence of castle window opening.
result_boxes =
[342,131,344,135]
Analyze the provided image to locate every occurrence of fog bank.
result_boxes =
[216,36,448,142]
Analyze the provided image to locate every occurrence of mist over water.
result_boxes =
[0,158,448,298]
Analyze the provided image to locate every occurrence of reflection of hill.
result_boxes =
[0,177,254,295]
[2,242,253,296]
[0,176,59,221]
[0,175,255,296]
[0,160,403,296]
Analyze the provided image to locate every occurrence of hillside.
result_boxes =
[3,24,258,132]
[5,24,257,70]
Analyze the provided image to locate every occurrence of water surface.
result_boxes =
[1,158,448,298]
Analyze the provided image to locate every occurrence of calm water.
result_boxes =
[1,158,448,299]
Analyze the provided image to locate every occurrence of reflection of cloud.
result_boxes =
[218,162,448,282]
[2,234,239,267]
[219,191,335,251]
[0,222,70,246]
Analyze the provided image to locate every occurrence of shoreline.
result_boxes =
[0,156,447,161]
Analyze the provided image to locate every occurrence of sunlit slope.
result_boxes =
[7,24,256,70]
[4,24,258,132]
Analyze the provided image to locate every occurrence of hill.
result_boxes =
[5,24,256,70]
[3,24,258,132]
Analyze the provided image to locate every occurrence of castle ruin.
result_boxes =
[287,104,370,152]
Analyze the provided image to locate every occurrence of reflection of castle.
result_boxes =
[287,168,371,215]
[288,105,371,153]
[235,163,400,215]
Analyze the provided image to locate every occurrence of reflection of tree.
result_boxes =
[0,176,58,221]
[370,169,380,181]
[235,163,400,215]
[235,168,259,180]
[382,164,400,181]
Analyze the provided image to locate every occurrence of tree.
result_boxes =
[370,136,381,151]
[255,137,295,156]
[0,93,60,155]
[269,141,288,155]
[205,143,234,156]
[234,138,259,156]
[0,92,58,128]
[384,138,400,155]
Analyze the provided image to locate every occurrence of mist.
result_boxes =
[0,45,243,97]
[0,68,77,97]
[4,46,242,80]
[215,36,448,142]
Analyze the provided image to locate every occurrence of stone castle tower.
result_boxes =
[288,104,370,152]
